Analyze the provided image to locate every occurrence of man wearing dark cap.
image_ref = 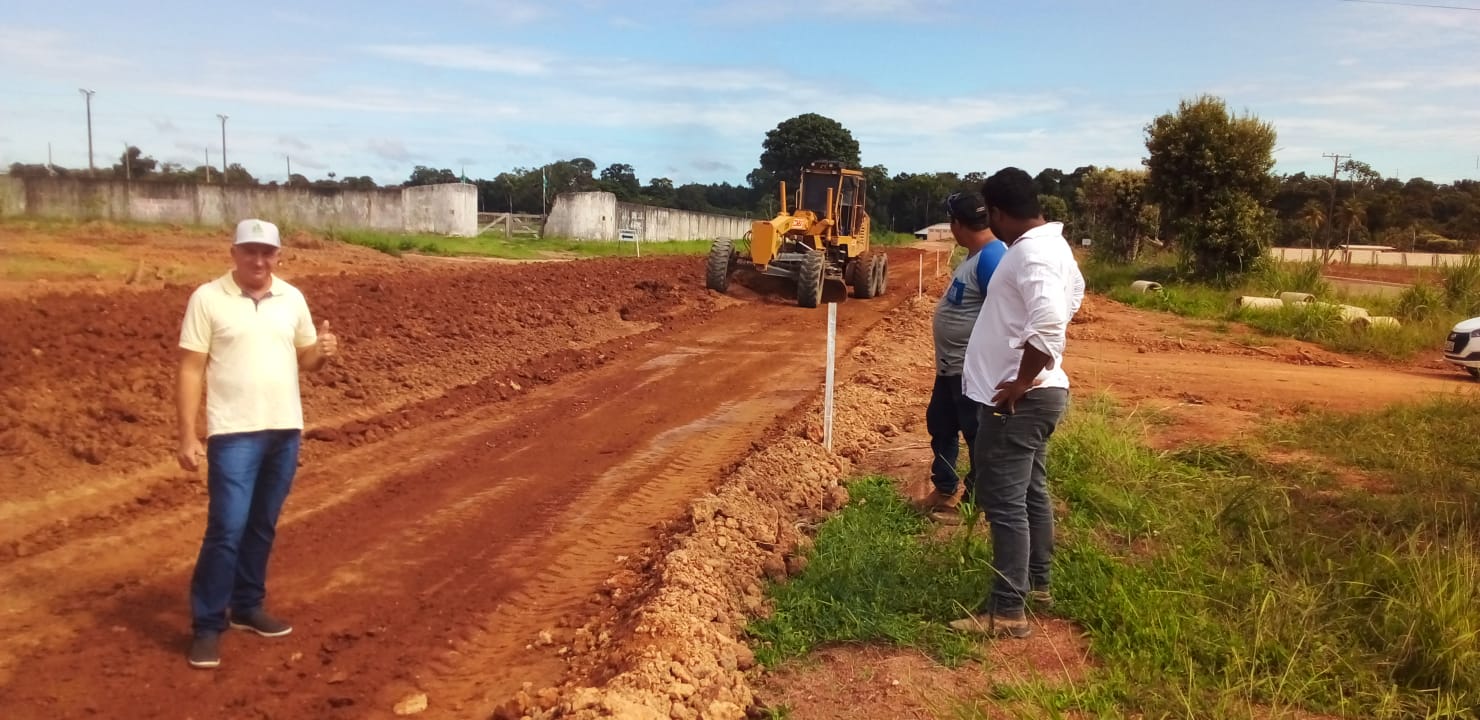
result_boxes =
[918,191,1006,520]
[951,168,1084,640]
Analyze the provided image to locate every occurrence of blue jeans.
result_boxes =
[973,388,1069,614]
[190,429,301,635]
[926,374,980,498]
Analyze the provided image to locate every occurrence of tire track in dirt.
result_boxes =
[0,252,920,719]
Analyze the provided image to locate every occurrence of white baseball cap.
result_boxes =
[234,219,281,248]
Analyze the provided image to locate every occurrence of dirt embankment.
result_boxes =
[0,257,713,558]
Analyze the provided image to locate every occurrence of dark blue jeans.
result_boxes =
[926,374,980,497]
[190,429,301,635]
[973,388,1069,614]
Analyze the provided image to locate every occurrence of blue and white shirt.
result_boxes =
[932,239,1006,376]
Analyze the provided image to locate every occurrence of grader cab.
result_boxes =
[704,160,888,308]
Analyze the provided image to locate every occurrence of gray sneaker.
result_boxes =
[188,631,222,669]
[229,609,293,638]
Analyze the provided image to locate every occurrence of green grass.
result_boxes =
[873,230,920,247]
[746,475,990,668]
[326,228,713,259]
[1086,256,1471,361]
[757,393,1480,719]
[1046,394,1480,718]
[0,253,134,281]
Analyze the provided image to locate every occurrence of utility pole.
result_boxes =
[123,141,131,181]
[216,114,229,184]
[205,148,211,183]
[1321,152,1349,257]
[286,155,291,182]
[78,89,95,172]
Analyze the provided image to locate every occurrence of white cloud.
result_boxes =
[278,135,311,152]
[152,119,181,134]
[700,0,949,22]
[292,157,329,171]
[692,159,736,173]
[0,28,134,77]
[363,44,550,75]
[460,0,544,24]
[367,139,412,163]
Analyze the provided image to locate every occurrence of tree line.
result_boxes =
[9,106,1477,274]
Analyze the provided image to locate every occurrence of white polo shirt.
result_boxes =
[179,272,318,437]
[961,222,1085,406]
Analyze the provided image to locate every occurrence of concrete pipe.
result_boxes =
[1130,280,1163,293]
[1236,296,1284,310]
[1278,292,1316,304]
[1338,304,1371,323]
[1356,315,1401,330]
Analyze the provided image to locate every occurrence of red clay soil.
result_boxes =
[0,245,921,719]
[2,229,1476,720]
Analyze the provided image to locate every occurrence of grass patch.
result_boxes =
[0,253,134,281]
[756,393,1480,718]
[873,230,920,247]
[326,228,713,259]
[1085,256,1470,360]
[746,475,990,668]
[1045,393,1480,718]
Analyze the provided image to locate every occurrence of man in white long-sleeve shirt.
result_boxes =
[950,167,1085,640]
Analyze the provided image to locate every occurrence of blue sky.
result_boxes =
[2,0,1477,187]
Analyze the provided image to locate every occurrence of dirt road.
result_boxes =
[0,248,915,719]
[2,225,1475,719]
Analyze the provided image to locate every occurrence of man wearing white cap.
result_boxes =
[175,219,339,669]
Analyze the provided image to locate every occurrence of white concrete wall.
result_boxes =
[544,192,619,240]
[402,183,478,237]
[0,176,475,236]
[1271,246,1477,268]
[0,176,23,216]
[545,191,751,242]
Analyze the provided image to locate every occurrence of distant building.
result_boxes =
[913,222,952,242]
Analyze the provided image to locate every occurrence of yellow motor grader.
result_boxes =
[704,160,888,308]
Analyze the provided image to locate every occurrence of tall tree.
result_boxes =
[1144,94,1277,282]
[1338,197,1367,246]
[599,163,640,199]
[1299,200,1326,249]
[406,165,458,186]
[1076,168,1157,262]
[749,113,861,194]
[113,146,158,179]
[643,177,675,205]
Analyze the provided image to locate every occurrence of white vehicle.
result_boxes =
[1445,317,1480,379]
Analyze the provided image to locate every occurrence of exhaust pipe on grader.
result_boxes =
[704,160,888,308]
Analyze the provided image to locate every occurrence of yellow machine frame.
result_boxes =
[704,160,888,308]
[748,161,871,268]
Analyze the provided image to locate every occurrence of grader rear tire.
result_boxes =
[797,250,824,308]
[705,238,734,293]
[872,253,889,296]
[851,252,876,299]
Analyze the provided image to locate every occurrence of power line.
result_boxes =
[1339,0,1480,11]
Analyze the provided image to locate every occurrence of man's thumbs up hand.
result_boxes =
[318,320,338,358]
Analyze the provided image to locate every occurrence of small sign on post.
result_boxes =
[618,228,639,257]
[823,302,837,453]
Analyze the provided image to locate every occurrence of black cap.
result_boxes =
[944,191,989,224]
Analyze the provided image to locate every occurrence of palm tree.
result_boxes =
[1338,198,1367,247]
[1300,200,1326,251]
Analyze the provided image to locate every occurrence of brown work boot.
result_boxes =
[914,485,964,515]
[1029,589,1055,610]
[948,610,1032,639]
